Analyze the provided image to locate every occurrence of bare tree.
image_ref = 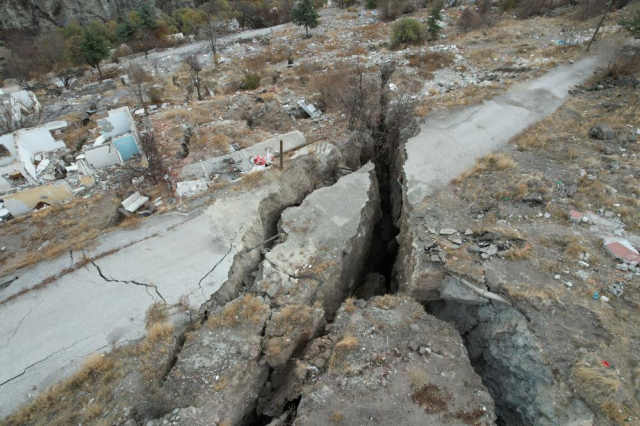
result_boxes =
[127,63,152,106]
[183,54,203,101]
[200,9,220,66]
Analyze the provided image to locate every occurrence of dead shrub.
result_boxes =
[308,63,354,112]
[516,0,549,18]
[412,384,449,414]
[377,0,410,21]
[457,8,490,32]
[598,50,640,80]
[577,0,631,20]
[145,302,169,328]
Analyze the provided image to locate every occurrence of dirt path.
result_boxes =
[403,37,628,205]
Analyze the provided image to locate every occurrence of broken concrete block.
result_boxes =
[603,238,640,266]
[608,282,624,298]
[439,228,457,235]
[297,100,322,119]
[568,210,584,223]
[176,179,208,198]
[121,191,149,213]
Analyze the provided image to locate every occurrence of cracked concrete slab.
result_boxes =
[0,142,346,418]
[0,212,238,417]
[403,53,609,206]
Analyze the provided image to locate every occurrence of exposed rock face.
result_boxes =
[0,0,195,31]
[430,279,594,426]
[293,295,497,425]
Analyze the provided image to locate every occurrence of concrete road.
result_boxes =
[403,40,626,204]
[0,210,238,418]
[131,8,339,73]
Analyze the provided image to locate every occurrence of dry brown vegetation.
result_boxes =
[453,153,516,184]
[412,384,449,414]
[328,335,359,372]
[407,51,455,79]
[207,294,269,328]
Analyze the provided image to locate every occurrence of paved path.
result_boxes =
[403,39,626,204]
[0,209,238,417]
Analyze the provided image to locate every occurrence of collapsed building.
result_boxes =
[0,86,41,128]
[0,106,144,218]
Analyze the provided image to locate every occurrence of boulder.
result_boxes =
[588,123,615,141]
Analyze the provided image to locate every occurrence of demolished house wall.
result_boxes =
[88,107,144,169]
[3,181,74,216]
[0,133,17,167]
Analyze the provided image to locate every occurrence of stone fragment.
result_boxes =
[439,228,457,235]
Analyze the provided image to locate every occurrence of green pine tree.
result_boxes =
[116,18,139,42]
[138,3,158,29]
[291,0,319,38]
[80,29,110,80]
[426,1,443,42]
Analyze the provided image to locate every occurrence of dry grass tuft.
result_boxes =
[146,322,175,343]
[331,410,343,423]
[343,297,357,314]
[208,294,269,328]
[408,366,429,389]
[503,244,532,260]
[372,294,400,310]
[407,51,455,79]
[453,153,516,183]
[329,335,359,372]
[145,302,169,329]
[571,358,622,405]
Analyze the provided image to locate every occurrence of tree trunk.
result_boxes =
[196,84,202,101]
[96,63,104,81]
[305,25,309,38]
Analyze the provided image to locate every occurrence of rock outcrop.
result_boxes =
[293,295,497,425]
[0,0,195,31]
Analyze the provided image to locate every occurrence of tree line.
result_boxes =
[2,0,307,87]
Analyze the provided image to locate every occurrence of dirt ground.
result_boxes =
[417,58,640,423]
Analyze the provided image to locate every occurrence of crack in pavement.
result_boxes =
[196,243,235,300]
[0,332,101,388]
[0,298,45,352]
[90,261,166,304]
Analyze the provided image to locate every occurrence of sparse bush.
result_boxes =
[620,10,640,39]
[377,0,409,21]
[391,18,425,45]
[407,50,455,78]
[147,87,164,103]
[499,0,516,12]
[243,72,262,90]
[458,8,486,32]
[111,44,133,63]
[600,49,640,80]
